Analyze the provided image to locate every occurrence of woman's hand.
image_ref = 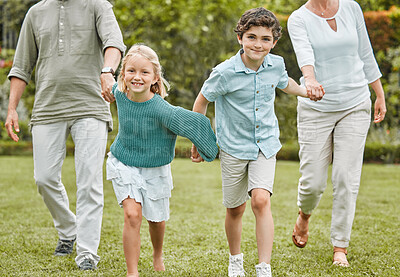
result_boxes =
[370,79,386,123]
[301,65,324,101]
[373,96,386,123]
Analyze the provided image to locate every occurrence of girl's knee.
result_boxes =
[124,207,142,227]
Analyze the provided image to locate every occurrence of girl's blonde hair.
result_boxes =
[117,44,170,98]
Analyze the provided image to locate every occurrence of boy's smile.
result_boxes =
[237,26,277,71]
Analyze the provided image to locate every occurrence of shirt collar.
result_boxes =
[234,49,273,74]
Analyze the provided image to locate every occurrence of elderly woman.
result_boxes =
[287,0,386,267]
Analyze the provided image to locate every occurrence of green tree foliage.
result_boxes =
[113,0,255,108]
[0,0,39,34]
[0,0,399,144]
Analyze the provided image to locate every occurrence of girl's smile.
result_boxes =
[123,55,158,102]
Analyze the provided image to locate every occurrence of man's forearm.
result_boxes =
[8,77,27,111]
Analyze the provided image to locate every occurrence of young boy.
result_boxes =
[191,7,323,277]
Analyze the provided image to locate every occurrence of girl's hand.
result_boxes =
[305,78,324,101]
[191,144,204,163]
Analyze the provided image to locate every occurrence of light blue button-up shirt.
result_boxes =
[201,50,289,160]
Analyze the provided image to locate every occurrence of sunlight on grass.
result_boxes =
[0,157,399,276]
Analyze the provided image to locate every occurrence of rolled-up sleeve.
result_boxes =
[95,0,126,55]
[287,12,315,69]
[8,10,37,83]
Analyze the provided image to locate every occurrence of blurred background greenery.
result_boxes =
[0,0,399,163]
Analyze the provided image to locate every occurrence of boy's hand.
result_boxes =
[191,145,204,163]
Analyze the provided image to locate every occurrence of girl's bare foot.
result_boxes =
[153,255,165,271]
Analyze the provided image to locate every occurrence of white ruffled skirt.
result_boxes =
[106,152,173,222]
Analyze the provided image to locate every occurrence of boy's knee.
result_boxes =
[251,191,271,212]
[227,203,246,218]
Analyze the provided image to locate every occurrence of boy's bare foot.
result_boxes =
[126,273,139,277]
[153,256,165,271]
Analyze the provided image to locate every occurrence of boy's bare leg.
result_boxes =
[225,202,246,254]
[123,199,142,277]
[148,221,166,271]
[251,188,273,264]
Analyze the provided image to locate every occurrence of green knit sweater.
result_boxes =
[110,85,219,167]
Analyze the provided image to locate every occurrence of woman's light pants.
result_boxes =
[297,99,371,248]
[32,118,107,266]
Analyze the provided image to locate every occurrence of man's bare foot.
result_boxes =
[333,247,349,267]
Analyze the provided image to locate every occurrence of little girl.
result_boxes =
[105,44,218,276]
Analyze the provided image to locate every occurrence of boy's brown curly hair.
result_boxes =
[234,7,282,41]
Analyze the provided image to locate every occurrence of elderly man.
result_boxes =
[5,0,126,270]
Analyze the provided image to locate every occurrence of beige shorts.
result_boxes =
[220,150,276,208]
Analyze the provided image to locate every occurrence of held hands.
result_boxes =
[305,78,325,101]
[101,73,116,103]
[5,109,20,142]
[191,144,204,163]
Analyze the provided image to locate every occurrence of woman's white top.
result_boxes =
[288,0,381,111]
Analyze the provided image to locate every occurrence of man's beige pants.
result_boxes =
[32,118,107,266]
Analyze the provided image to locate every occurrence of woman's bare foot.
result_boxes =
[292,209,311,248]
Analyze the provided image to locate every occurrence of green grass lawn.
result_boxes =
[0,156,399,276]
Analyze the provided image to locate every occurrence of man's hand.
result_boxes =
[101,73,116,102]
[5,109,20,142]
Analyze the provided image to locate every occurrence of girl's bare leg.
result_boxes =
[123,198,143,277]
[148,221,166,271]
